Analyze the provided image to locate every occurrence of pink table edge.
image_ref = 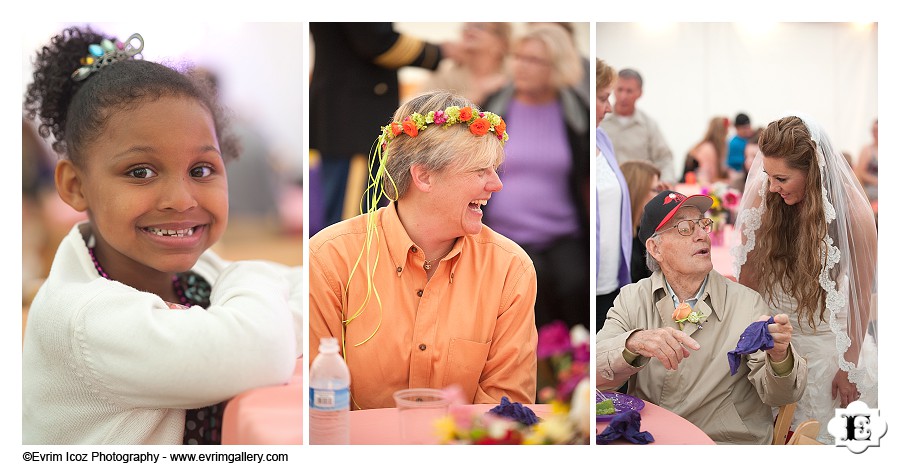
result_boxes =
[597,398,715,445]
[222,357,303,445]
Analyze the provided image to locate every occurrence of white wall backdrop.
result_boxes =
[597,22,877,177]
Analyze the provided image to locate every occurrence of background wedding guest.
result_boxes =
[595,59,631,329]
[727,113,753,176]
[599,68,676,183]
[422,22,511,107]
[618,160,660,283]
[855,118,878,202]
[682,116,729,185]
[482,23,589,330]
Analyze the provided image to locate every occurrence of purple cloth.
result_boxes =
[484,99,579,249]
[596,410,654,445]
[596,127,632,288]
[488,396,539,426]
[728,316,776,375]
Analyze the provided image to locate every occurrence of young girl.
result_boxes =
[22,26,303,445]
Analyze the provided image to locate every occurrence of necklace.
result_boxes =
[422,247,452,271]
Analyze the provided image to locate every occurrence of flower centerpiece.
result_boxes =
[701,181,741,245]
[433,321,591,444]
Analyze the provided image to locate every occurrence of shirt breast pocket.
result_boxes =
[442,337,491,403]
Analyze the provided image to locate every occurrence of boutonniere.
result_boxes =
[672,303,706,330]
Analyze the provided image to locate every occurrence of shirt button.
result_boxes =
[374,83,388,95]
[396,266,402,273]
[418,344,427,351]
[411,246,418,253]
[417,290,423,297]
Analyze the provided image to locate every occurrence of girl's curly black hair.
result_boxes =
[24,26,238,166]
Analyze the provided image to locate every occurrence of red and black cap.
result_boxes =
[638,190,714,245]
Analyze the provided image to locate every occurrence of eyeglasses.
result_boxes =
[654,218,714,237]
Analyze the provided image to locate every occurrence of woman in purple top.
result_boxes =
[482,24,590,329]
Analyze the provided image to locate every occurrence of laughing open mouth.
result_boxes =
[469,199,488,211]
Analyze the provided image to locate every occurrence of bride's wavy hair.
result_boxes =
[756,116,827,330]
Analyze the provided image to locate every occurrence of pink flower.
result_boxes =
[572,342,590,364]
[537,321,571,358]
[433,110,447,125]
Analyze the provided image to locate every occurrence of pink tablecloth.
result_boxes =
[597,399,715,445]
[711,245,735,280]
[221,358,303,445]
[350,404,553,444]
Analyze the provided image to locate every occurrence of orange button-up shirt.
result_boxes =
[309,204,537,410]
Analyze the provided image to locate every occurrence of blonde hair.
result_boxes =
[756,116,827,329]
[597,59,616,92]
[382,90,505,200]
[517,24,583,89]
[620,160,661,236]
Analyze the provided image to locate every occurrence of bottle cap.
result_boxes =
[318,337,339,353]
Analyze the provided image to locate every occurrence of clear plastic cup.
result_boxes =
[392,388,450,444]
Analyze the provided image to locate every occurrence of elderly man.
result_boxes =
[599,69,675,183]
[596,190,807,444]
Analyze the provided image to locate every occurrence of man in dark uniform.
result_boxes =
[310,23,458,233]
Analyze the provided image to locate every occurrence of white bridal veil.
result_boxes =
[732,114,878,405]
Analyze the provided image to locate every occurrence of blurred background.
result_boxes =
[597,22,877,185]
[22,22,304,323]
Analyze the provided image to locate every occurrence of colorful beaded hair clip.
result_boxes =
[379,106,509,146]
[71,33,144,82]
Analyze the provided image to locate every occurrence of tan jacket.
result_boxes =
[596,270,808,444]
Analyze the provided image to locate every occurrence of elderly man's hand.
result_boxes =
[625,328,700,371]
[763,313,792,362]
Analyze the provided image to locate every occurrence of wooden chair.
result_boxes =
[772,403,796,445]
[787,420,822,445]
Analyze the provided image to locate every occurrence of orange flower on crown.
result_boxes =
[495,119,507,139]
[459,106,473,122]
[469,117,490,136]
[390,122,403,137]
[402,117,419,137]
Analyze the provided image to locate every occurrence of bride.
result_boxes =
[732,114,877,443]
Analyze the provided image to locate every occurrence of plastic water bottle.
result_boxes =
[309,337,351,444]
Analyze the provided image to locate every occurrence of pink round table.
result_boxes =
[597,399,715,445]
[350,404,553,444]
[221,358,303,445]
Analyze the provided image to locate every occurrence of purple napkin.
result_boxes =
[488,396,539,426]
[596,410,654,445]
[727,316,775,375]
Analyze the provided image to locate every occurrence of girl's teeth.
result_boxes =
[147,227,194,237]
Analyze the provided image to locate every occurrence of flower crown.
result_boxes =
[379,106,509,145]
[72,33,144,82]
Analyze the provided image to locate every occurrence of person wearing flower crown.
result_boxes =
[733,115,878,443]
[596,190,808,444]
[309,90,538,410]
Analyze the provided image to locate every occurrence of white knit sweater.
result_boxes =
[22,223,303,444]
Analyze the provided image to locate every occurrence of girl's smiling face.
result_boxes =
[62,96,228,286]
